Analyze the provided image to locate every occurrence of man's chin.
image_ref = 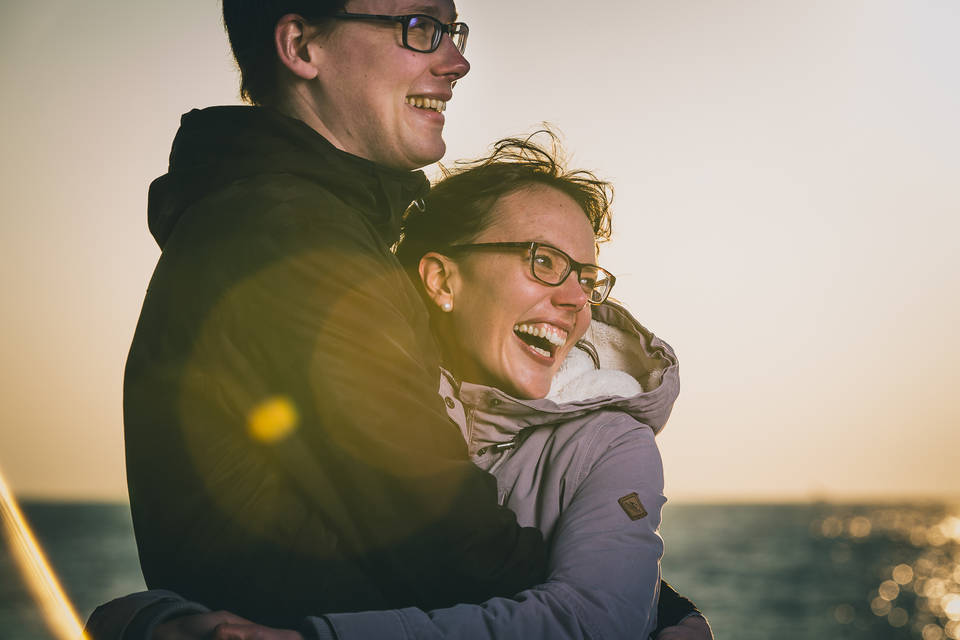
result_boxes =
[409,137,447,169]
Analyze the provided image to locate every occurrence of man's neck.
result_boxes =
[275,89,350,156]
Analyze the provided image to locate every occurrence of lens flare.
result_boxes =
[0,469,87,640]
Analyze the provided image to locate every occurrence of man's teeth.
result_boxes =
[513,323,568,348]
[529,345,551,358]
[405,96,446,112]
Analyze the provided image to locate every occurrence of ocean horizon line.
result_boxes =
[12,493,960,507]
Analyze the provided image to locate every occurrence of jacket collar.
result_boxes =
[441,300,681,457]
[148,106,429,249]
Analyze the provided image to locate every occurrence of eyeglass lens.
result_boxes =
[405,16,467,53]
[531,245,612,303]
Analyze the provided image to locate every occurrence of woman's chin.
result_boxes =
[503,377,552,401]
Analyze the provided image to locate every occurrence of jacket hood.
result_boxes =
[443,300,680,456]
[147,106,429,249]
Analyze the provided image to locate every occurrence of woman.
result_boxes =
[87,134,711,639]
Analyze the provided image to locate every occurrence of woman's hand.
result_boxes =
[655,614,714,639]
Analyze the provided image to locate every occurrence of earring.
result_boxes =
[441,301,453,312]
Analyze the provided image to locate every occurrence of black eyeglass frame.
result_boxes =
[443,241,617,305]
[330,12,469,54]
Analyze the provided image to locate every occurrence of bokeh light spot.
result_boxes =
[941,517,960,542]
[946,620,960,639]
[893,563,915,585]
[849,516,872,538]
[926,579,949,600]
[888,607,909,627]
[872,596,893,616]
[944,594,960,621]
[924,624,946,640]
[879,579,900,601]
[822,516,843,538]
[247,395,299,444]
[834,603,855,624]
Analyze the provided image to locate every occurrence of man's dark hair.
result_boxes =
[396,130,614,277]
[222,0,348,106]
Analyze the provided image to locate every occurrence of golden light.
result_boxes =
[0,468,87,640]
[247,395,299,444]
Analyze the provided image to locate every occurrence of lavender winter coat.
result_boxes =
[315,300,680,639]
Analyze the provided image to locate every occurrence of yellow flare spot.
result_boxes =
[879,579,900,601]
[0,469,87,640]
[892,563,914,585]
[849,516,872,538]
[248,396,299,444]
[888,607,909,627]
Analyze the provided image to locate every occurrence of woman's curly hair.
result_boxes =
[395,129,613,274]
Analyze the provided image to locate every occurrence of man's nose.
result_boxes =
[433,33,470,81]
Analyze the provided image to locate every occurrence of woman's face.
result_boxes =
[438,184,596,399]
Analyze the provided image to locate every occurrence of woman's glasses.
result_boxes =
[444,241,616,305]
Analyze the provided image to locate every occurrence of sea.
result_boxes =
[2,502,959,640]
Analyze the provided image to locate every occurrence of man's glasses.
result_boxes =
[444,242,617,305]
[331,12,469,54]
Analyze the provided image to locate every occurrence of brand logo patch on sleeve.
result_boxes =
[618,492,648,520]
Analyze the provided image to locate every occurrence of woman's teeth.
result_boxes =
[513,323,568,348]
[405,96,446,112]
[528,345,551,358]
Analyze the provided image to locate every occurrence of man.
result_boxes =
[121,0,546,624]
[88,1,710,638]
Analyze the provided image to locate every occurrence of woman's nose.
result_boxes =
[552,271,589,310]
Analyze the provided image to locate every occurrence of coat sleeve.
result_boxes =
[124,191,545,621]
[312,419,666,640]
[93,421,672,639]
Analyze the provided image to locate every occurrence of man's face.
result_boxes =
[311,0,469,170]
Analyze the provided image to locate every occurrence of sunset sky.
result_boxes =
[1,0,957,502]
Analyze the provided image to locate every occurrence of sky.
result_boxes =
[0,0,957,502]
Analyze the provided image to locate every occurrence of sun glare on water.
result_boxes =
[0,469,87,640]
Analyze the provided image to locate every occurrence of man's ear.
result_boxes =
[274,14,320,81]
[419,252,458,311]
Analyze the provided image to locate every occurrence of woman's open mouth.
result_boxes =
[513,323,568,360]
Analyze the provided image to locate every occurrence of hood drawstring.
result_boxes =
[476,440,517,457]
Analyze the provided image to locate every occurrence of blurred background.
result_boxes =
[1,1,958,638]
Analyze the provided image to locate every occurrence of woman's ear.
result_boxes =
[275,14,321,81]
[419,252,458,312]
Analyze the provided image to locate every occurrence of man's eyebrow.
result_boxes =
[397,4,459,21]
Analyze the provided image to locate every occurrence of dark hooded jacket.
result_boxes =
[123,106,545,626]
